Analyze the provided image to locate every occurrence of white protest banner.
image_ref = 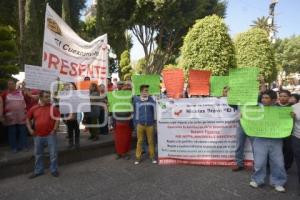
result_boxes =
[42,4,108,84]
[59,90,91,114]
[25,64,59,91]
[157,97,253,166]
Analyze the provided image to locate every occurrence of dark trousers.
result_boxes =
[283,136,294,170]
[292,136,300,183]
[99,108,109,134]
[66,120,80,145]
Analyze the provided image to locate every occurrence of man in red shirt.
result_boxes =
[26,91,60,178]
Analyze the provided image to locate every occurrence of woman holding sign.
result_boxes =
[113,83,133,160]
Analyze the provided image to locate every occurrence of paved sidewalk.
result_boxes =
[0,152,298,200]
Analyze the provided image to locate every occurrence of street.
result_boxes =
[0,152,298,200]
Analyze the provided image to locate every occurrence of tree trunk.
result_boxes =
[18,0,25,70]
[62,0,71,26]
[96,0,103,35]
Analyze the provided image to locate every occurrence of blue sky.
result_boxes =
[85,0,300,61]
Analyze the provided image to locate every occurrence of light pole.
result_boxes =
[268,0,279,43]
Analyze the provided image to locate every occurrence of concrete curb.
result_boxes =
[0,137,137,180]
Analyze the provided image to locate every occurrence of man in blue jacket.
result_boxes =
[133,84,157,165]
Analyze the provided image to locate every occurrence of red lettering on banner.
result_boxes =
[70,63,78,76]
[87,64,94,78]
[79,64,86,76]
[60,59,69,75]
[48,53,60,69]
[44,52,107,80]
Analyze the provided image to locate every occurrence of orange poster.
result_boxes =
[76,80,98,90]
[162,69,185,98]
[188,70,211,96]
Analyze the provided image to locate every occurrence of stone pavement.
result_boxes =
[0,152,298,200]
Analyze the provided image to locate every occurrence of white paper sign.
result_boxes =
[59,90,91,114]
[157,97,253,166]
[42,4,108,84]
[25,64,59,91]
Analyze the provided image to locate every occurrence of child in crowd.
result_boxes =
[248,90,287,193]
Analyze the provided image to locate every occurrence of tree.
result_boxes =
[251,16,277,34]
[79,16,97,41]
[95,0,225,74]
[0,26,19,90]
[133,58,146,74]
[130,0,226,74]
[96,0,135,60]
[273,36,300,74]
[70,0,86,31]
[179,15,236,76]
[119,50,133,80]
[0,0,18,29]
[235,28,276,82]
[23,0,45,66]
[62,0,71,26]
[62,0,86,31]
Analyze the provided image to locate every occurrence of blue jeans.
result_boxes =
[235,123,253,167]
[7,124,27,151]
[34,134,58,174]
[251,138,287,186]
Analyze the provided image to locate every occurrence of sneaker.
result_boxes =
[274,185,285,193]
[232,166,244,172]
[134,160,140,165]
[249,181,259,188]
[151,159,157,164]
[51,171,60,178]
[28,173,44,179]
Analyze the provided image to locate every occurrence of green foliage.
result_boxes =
[47,0,62,16]
[179,15,236,76]
[134,58,146,74]
[22,0,86,66]
[235,28,276,82]
[119,50,133,81]
[96,0,135,59]
[273,36,300,74]
[251,16,277,34]
[95,0,226,73]
[62,0,71,25]
[79,16,97,41]
[0,0,18,28]
[0,25,19,90]
[23,0,45,66]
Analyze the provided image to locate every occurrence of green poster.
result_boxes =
[107,91,133,112]
[210,76,229,97]
[241,106,293,138]
[228,67,259,105]
[132,75,160,95]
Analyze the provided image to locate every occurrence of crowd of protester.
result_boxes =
[1,77,300,195]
